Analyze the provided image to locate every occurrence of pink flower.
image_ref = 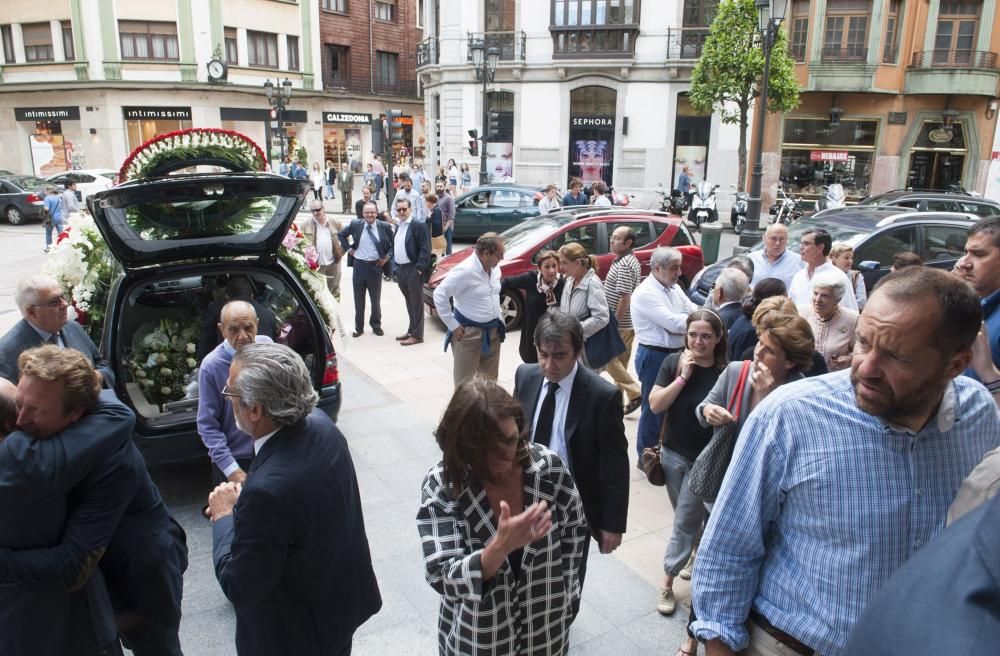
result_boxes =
[303,245,319,270]
[282,229,301,250]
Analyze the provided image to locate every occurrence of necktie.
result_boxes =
[533,381,559,446]
[366,224,380,257]
[47,331,61,346]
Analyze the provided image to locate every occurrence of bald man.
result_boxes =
[196,301,274,485]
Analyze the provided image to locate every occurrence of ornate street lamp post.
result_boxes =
[264,78,293,163]
[469,39,500,185]
[740,0,786,248]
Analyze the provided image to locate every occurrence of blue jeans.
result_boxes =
[44,216,65,247]
[635,345,670,457]
[445,226,454,255]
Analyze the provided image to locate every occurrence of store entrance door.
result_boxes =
[907,151,966,191]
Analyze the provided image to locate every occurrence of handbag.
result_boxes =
[640,404,671,486]
[584,310,627,370]
[688,360,752,502]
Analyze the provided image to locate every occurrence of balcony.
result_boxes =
[666,27,708,60]
[322,77,419,98]
[549,24,638,59]
[905,49,1000,96]
[416,38,439,69]
[821,45,868,62]
[466,31,526,63]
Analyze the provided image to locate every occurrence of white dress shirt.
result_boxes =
[538,195,561,214]
[392,188,425,223]
[313,220,336,266]
[749,249,803,289]
[630,274,697,348]
[433,251,502,332]
[393,218,412,264]
[253,427,281,455]
[788,260,859,311]
[593,195,612,207]
[531,363,578,467]
[354,220,381,261]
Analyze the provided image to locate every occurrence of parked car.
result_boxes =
[0,174,49,225]
[85,172,342,465]
[451,182,544,240]
[687,206,977,305]
[848,189,1000,218]
[425,208,704,330]
[45,169,117,203]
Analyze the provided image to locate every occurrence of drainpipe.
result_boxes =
[369,0,375,94]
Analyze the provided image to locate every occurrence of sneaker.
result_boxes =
[44,246,51,252]
[679,553,695,580]
[657,587,676,615]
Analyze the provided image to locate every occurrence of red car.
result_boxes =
[423,208,704,330]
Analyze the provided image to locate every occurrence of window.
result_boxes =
[822,0,870,61]
[920,225,969,262]
[855,227,916,268]
[545,224,600,253]
[286,35,299,70]
[2,25,15,64]
[62,21,75,60]
[553,0,638,25]
[487,0,516,31]
[789,0,809,61]
[682,0,717,27]
[607,221,655,248]
[224,27,238,64]
[247,30,279,68]
[958,201,1000,217]
[375,0,395,21]
[325,44,349,85]
[882,0,901,62]
[322,0,347,11]
[375,50,398,84]
[119,21,180,60]
[934,0,980,65]
[22,22,54,62]
[551,0,640,56]
[417,0,425,27]
[490,190,525,208]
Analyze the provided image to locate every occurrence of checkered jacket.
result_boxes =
[417,443,589,655]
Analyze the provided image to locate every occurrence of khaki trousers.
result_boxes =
[318,261,342,301]
[452,326,501,386]
[742,621,814,656]
[604,328,640,402]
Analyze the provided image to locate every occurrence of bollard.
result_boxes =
[699,222,723,265]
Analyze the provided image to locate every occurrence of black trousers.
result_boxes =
[396,263,424,339]
[352,260,383,332]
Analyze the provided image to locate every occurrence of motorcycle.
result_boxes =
[668,188,688,215]
[609,186,633,206]
[688,181,720,227]
[730,184,749,234]
[769,183,803,226]
[816,183,846,212]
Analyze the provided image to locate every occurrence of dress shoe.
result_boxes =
[400,337,423,346]
[352,330,363,338]
[624,397,642,415]
[395,334,411,341]
[372,327,385,336]
[657,587,676,616]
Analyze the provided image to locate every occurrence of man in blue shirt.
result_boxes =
[748,223,802,290]
[692,266,1000,656]
[562,178,588,207]
[42,186,64,252]
[955,216,1000,381]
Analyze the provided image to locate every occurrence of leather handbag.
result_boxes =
[584,312,627,370]
[689,360,752,502]
[640,408,669,486]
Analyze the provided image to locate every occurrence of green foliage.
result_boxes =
[296,145,308,167]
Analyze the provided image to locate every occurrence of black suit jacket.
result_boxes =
[717,301,743,331]
[0,318,114,387]
[337,218,393,267]
[394,218,432,274]
[213,410,382,656]
[514,364,630,536]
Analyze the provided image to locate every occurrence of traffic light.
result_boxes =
[467,129,479,156]
[487,112,501,137]
[387,109,404,142]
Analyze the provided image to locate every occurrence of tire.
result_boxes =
[499,289,524,331]
[5,206,25,226]
[734,218,744,235]
[730,209,738,228]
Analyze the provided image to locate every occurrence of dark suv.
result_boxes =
[88,173,342,465]
[688,206,977,305]
[848,189,1000,219]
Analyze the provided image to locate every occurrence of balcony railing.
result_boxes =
[416,37,438,68]
[882,45,898,64]
[666,27,708,60]
[466,31,527,63]
[549,24,639,59]
[910,49,998,69]
[322,77,419,98]
[821,45,868,62]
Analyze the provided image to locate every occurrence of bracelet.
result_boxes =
[986,379,1000,394]
[675,375,687,386]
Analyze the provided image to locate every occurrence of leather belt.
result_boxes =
[639,344,680,354]
[749,611,815,656]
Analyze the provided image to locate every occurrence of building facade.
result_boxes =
[416,0,742,201]
[0,0,424,178]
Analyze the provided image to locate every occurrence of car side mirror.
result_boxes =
[857,260,880,272]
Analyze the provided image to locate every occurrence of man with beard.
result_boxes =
[691,266,1000,656]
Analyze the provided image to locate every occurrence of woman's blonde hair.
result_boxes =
[752,299,814,372]
[829,241,854,260]
[558,242,598,272]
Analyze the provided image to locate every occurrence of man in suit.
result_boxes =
[711,266,749,330]
[392,197,431,346]
[337,162,353,214]
[208,343,381,656]
[338,201,393,337]
[513,311,630,569]
[0,274,114,386]
[0,346,188,656]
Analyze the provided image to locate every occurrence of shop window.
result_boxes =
[375,0,396,21]
[322,0,347,11]
[551,0,639,57]
[569,86,617,187]
[1,25,14,64]
[854,227,916,268]
[822,0,870,61]
[780,117,878,200]
[325,44,350,88]
[486,91,515,183]
[22,22,54,62]
[62,21,75,60]
[287,35,300,71]
[247,30,278,68]
[119,21,179,61]
[673,94,711,193]
[224,27,238,64]
[882,0,901,63]
[934,0,979,65]
[789,0,809,61]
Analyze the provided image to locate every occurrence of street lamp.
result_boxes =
[740,0,786,248]
[470,38,500,185]
[264,78,293,163]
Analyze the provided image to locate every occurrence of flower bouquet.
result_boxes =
[279,223,347,342]
[127,318,200,410]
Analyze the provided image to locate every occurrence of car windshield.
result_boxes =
[501,212,578,259]
[104,194,298,241]
[857,194,899,206]
[749,218,868,253]
[8,175,47,189]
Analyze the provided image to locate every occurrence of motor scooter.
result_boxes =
[730,184,749,234]
[816,183,846,212]
[609,186,633,206]
[688,181,719,227]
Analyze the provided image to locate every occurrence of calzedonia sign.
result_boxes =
[323,112,373,125]
[122,106,192,121]
[571,116,614,128]
[15,106,81,121]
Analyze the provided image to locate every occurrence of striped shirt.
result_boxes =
[692,371,1000,656]
[603,253,641,330]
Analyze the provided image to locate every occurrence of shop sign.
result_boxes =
[810,150,849,162]
[122,106,192,121]
[323,112,373,125]
[888,112,907,125]
[571,116,615,128]
[928,128,954,144]
[15,106,81,121]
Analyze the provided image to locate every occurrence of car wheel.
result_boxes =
[500,290,523,331]
[5,206,25,226]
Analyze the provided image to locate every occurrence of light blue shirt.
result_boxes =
[354,221,381,261]
[692,371,1000,655]
[749,249,802,290]
[530,363,578,467]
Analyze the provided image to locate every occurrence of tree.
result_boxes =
[689,0,799,191]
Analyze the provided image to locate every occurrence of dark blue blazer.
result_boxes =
[0,318,115,387]
[845,492,1000,655]
[337,218,393,262]
[213,409,382,656]
[718,301,743,331]
[394,218,432,273]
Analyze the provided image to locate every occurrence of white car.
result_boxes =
[45,169,117,203]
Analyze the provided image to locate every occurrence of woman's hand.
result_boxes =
[677,349,696,381]
[750,360,777,397]
[970,322,1000,383]
[495,500,552,553]
[702,403,734,427]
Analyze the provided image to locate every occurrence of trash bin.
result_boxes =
[699,222,722,265]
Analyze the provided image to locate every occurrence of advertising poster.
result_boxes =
[568,117,615,187]
[486,142,513,182]
[30,132,69,177]
[673,145,707,190]
[345,128,363,173]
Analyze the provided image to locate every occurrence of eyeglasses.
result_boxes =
[31,294,68,308]
[221,385,241,401]
[311,208,324,214]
